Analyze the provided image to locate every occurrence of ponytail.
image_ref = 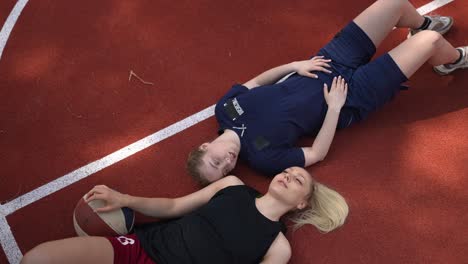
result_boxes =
[291,182,349,233]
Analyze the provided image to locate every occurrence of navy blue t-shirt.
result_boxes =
[215,74,327,176]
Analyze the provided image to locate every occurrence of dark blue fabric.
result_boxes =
[215,21,408,176]
[122,207,135,232]
[215,82,319,176]
[317,21,408,122]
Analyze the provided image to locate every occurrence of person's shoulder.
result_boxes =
[209,176,244,200]
[215,84,248,112]
[221,83,249,100]
[262,232,291,263]
[231,83,249,91]
[216,178,260,197]
[221,175,244,186]
[212,176,244,193]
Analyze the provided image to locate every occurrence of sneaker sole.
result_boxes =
[407,17,454,39]
[437,17,454,35]
[433,66,453,75]
[433,64,468,75]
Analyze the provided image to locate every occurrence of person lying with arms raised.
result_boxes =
[21,167,348,264]
[187,0,467,184]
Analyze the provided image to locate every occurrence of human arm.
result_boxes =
[84,175,244,218]
[243,56,332,89]
[302,76,348,167]
[260,233,291,264]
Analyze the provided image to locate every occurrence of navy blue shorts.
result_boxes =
[315,21,408,128]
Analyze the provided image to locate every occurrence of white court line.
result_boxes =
[0,105,216,263]
[0,216,21,264]
[0,0,29,60]
[1,105,215,216]
[0,0,457,263]
[417,0,454,14]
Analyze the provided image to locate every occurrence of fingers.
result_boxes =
[306,72,318,79]
[332,76,346,88]
[338,76,344,90]
[310,61,332,71]
[85,192,105,203]
[299,71,318,79]
[323,83,329,96]
[311,56,332,63]
[313,61,332,67]
[332,76,338,90]
[338,76,347,92]
[310,57,332,70]
[84,185,109,202]
[329,76,349,94]
[319,67,332,74]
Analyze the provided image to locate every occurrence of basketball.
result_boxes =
[73,195,135,237]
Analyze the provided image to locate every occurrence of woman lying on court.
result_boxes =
[187,0,468,184]
[20,167,348,264]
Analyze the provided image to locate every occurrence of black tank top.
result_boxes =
[136,185,286,264]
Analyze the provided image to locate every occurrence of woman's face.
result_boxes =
[269,167,314,210]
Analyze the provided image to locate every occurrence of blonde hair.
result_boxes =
[186,148,209,185]
[291,181,349,233]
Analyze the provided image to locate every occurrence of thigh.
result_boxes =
[21,236,113,264]
[388,30,444,78]
[353,0,404,47]
[348,53,408,120]
[318,22,376,69]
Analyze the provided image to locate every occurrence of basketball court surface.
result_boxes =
[0,0,467,263]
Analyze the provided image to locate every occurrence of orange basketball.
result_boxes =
[73,195,135,237]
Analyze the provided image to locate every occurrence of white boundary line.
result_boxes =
[0,216,21,264]
[0,0,457,263]
[0,105,216,263]
[1,105,215,216]
[0,0,29,60]
[416,0,454,14]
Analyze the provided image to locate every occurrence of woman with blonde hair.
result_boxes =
[21,167,348,264]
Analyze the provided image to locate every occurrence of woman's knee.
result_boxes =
[21,244,50,264]
[414,30,444,48]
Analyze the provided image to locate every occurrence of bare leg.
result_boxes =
[353,0,424,47]
[21,236,113,264]
[388,31,460,78]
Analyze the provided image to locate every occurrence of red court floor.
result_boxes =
[0,0,467,263]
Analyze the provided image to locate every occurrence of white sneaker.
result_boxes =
[433,47,468,75]
[407,15,454,38]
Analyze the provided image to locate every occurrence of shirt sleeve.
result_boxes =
[251,147,305,176]
[215,84,249,130]
[218,84,248,102]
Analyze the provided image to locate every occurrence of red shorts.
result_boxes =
[106,234,156,264]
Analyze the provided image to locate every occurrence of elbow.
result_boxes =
[306,151,326,166]
[317,153,327,161]
[162,199,177,218]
